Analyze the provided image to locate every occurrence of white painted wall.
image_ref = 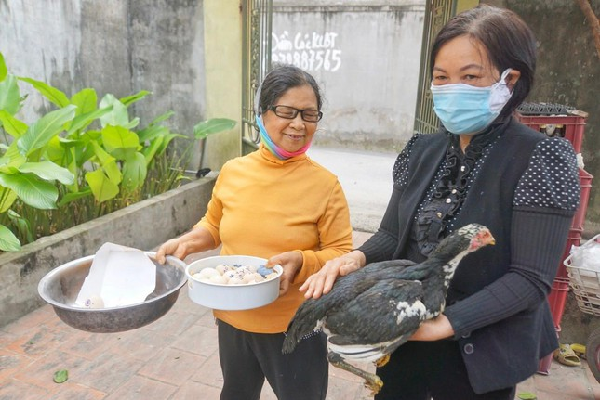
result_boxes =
[272,1,426,151]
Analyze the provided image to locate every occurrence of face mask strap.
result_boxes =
[499,68,513,85]
[254,82,262,116]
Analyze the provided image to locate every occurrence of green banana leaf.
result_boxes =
[122,152,147,192]
[90,142,122,186]
[0,52,6,82]
[137,124,170,143]
[146,110,175,126]
[99,94,129,128]
[18,105,77,156]
[0,110,27,138]
[66,106,113,136]
[101,125,140,160]
[19,161,74,185]
[18,77,70,108]
[0,173,58,209]
[0,74,22,115]
[141,136,164,165]
[85,169,119,202]
[103,159,122,186]
[90,141,112,164]
[44,136,66,165]
[119,90,151,107]
[71,88,98,116]
[7,210,34,244]
[57,187,92,207]
[0,142,26,172]
[0,225,20,252]
[193,118,237,139]
[154,133,182,156]
[0,186,17,213]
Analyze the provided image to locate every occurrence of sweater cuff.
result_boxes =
[293,250,319,284]
[358,229,398,263]
[194,220,221,247]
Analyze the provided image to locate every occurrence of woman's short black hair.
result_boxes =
[431,4,537,116]
[257,64,322,115]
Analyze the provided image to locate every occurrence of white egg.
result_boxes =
[247,265,259,273]
[228,276,245,285]
[85,295,104,309]
[194,273,212,283]
[215,264,235,275]
[197,267,220,279]
[236,265,252,275]
[243,272,263,283]
[224,269,246,280]
[208,275,228,284]
[265,272,278,281]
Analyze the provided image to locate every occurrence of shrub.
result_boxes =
[0,51,235,251]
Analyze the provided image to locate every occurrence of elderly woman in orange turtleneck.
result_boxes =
[156,64,353,400]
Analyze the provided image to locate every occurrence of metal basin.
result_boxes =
[38,252,187,333]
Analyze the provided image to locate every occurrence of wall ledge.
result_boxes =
[0,175,217,328]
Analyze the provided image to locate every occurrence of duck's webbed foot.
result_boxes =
[327,352,383,395]
[375,354,391,368]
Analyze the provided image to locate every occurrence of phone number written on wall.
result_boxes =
[272,31,341,72]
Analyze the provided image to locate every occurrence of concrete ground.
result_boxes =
[1,231,599,399]
[307,147,396,234]
[1,147,599,399]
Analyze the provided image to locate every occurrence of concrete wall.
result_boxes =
[272,0,426,151]
[483,0,600,232]
[0,0,210,170]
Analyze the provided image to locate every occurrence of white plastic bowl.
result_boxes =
[185,255,283,310]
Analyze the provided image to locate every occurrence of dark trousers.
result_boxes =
[375,341,516,400]
[218,319,328,400]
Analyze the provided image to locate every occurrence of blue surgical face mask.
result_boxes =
[431,69,513,135]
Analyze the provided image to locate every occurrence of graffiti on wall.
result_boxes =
[272,31,341,72]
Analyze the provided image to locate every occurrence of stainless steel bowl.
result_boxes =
[37,252,187,333]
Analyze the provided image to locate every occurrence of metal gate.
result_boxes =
[413,0,457,134]
[241,0,273,150]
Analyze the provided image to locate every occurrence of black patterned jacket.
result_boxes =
[359,116,580,393]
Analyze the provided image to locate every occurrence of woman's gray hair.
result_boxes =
[254,64,322,116]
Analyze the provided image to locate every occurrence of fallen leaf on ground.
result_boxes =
[517,393,537,400]
[53,369,68,383]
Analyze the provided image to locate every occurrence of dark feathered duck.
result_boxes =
[282,223,495,394]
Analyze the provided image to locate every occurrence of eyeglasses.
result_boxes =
[268,105,323,123]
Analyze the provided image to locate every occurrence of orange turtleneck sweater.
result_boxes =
[195,145,353,333]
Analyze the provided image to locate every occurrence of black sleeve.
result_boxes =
[445,137,580,337]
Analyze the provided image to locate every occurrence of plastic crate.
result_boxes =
[516,103,588,153]
[547,277,570,330]
[547,228,582,331]
[571,169,593,231]
[517,103,576,115]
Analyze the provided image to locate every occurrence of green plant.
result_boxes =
[0,51,235,251]
[0,52,74,251]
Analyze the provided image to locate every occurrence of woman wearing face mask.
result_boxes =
[156,65,353,400]
[301,5,580,399]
